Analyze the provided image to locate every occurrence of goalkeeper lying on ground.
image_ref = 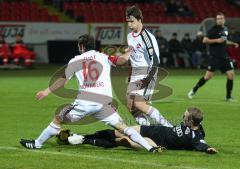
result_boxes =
[58,107,218,154]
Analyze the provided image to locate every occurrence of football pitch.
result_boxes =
[0,65,240,169]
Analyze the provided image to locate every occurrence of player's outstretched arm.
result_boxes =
[115,47,132,65]
[36,77,68,100]
[203,37,225,44]
[227,40,239,48]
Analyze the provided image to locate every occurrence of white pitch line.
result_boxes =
[153,99,240,106]
[0,146,207,169]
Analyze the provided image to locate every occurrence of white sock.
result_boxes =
[35,122,61,147]
[135,116,150,126]
[147,107,173,127]
[124,127,152,151]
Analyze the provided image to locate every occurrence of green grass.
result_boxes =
[0,65,240,169]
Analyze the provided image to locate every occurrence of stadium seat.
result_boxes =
[0,1,59,22]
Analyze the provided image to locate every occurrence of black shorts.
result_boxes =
[140,125,165,146]
[207,57,234,73]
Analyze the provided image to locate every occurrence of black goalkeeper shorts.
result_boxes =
[207,57,234,73]
[140,125,165,146]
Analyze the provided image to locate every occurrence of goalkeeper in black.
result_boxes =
[59,107,217,154]
[188,12,239,101]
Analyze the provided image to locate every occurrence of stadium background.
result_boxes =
[1,1,240,169]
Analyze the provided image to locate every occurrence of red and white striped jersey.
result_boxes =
[127,29,160,82]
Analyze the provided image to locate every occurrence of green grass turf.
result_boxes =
[0,65,240,169]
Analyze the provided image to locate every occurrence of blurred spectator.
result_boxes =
[12,35,36,68]
[192,31,206,68]
[155,30,169,67]
[227,26,240,69]
[0,35,11,65]
[165,0,192,17]
[228,26,240,43]
[181,33,193,58]
[165,0,178,16]
[169,32,190,68]
[176,1,193,17]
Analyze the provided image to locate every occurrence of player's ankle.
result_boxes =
[35,140,42,148]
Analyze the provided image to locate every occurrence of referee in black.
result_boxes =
[188,12,239,101]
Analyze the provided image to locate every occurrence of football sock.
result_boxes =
[35,122,60,147]
[147,107,172,127]
[83,138,117,148]
[193,77,207,93]
[124,127,152,151]
[135,116,150,126]
[226,79,233,99]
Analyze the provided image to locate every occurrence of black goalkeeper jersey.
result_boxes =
[207,25,228,58]
[140,123,210,152]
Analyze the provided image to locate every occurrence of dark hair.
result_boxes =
[126,5,143,21]
[78,34,95,51]
[187,107,203,126]
[172,32,177,36]
[216,12,225,17]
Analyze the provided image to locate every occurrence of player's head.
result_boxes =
[15,34,23,43]
[172,32,177,39]
[78,34,95,54]
[183,107,203,128]
[215,12,225,26]
[155,30,162,37]
[126,5,143,32]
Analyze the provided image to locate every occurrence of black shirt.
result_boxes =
[141,123,210,152]
[207,25,228,58]
[156,36,168,53]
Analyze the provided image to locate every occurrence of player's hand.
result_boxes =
[216,38,225,43]
[207,147,218,154]
[36,90,49,100]
[233,43,239,48]
[124,47,133,53]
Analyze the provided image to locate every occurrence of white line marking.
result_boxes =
[0,146,207,169]
[153,99,239,106]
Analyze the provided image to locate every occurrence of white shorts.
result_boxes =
[57,103,123,127]
[127,77,157,101]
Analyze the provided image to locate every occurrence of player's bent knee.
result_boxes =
[53,115,62,125]
[126,97,135,112]
[114,122,128,133]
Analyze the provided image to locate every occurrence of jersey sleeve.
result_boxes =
[192,136,210,152]
[65,58,76,80]
[108,55,118,66]
[127,33,131,46]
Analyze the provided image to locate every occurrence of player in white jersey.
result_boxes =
[125,6,172,127]
[20,35,161,152]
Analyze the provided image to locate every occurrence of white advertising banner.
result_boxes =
[144,24,200,40]
[0,22,88,43]
[90,23,125,45]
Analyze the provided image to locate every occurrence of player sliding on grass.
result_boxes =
[125,6,171,126]
[188,12,239,101]
[20,34,162,152]
[61,107,218,154]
